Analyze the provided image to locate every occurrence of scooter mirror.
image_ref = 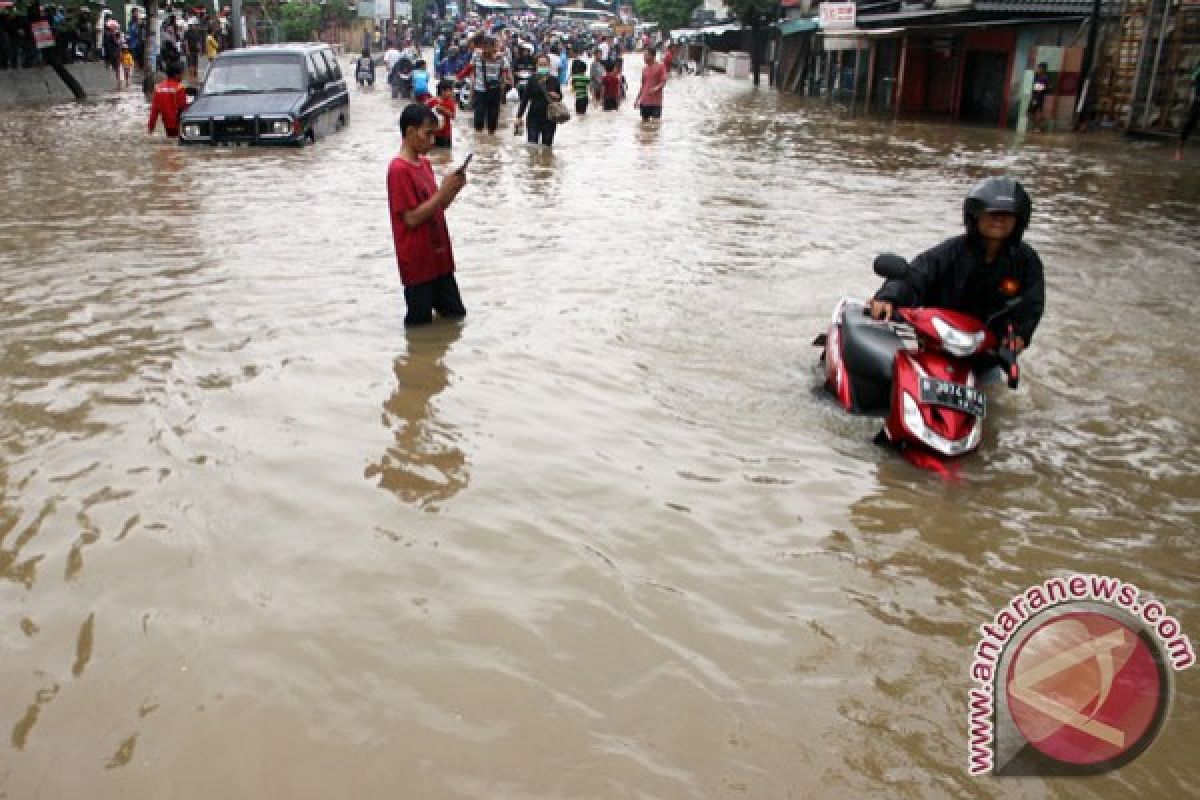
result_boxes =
[985,295,1024,325]
[873,254,909,281]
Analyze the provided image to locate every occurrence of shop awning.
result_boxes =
[826,15,1088,37]
[780,18,818,35]
[474,0,510,9]
[669,22,742,39]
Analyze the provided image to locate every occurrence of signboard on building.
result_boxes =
[358,0,411,18]
[32,19,55,49]
[819,2,855,29]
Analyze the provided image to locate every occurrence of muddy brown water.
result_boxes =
[1,59,1197,799]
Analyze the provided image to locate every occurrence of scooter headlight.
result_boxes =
[932,316,986,357]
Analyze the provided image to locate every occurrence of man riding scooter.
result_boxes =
[869,176,1046,355]
[389,51,414,99]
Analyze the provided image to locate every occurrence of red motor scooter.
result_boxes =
[815,254,1021,473]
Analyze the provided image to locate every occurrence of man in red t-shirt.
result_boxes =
[635,48,668,121]
[388,103,468,326]
[147,62,190,138]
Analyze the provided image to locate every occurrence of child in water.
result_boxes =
[570,58,590,115]
[425,79,457,149]
[120,41,133,88]
[601,61,621,111]
[413,59,431,102]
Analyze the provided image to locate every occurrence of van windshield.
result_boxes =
[204,56,306,94]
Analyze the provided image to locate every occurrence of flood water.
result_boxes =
[1,58,1198,799]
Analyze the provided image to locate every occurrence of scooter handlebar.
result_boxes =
[1002,322,1020,390]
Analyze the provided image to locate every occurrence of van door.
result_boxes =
[319,48,349,120]
[306,52,333,137]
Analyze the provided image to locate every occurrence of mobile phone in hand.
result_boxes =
[455,153,473,174]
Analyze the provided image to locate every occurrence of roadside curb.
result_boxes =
[0,62,126,109]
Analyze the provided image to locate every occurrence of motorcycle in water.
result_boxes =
[397,70,414,100]
[814,254,1022,474]
[389,61,414,100]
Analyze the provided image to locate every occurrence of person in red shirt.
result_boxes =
[424,79,457,149]
[601,61,621,112]
[388,103,468,326]
[635,47,668,121]
[147,62,189,138]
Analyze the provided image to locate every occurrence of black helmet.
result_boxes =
[962,176,1032,242]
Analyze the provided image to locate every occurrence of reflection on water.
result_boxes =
[0,60,1196,799]
[367,323,468,510]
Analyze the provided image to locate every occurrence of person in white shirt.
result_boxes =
[384,43,402,74]
[598,38,609,62]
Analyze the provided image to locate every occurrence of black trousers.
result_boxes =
[575,96,588,114]
[472,88,501,133]
[526,115,556,146]
[404,273,466,326]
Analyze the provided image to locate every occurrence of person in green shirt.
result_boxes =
[570,58,590,115]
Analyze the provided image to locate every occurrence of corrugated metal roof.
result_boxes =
[972,0,1116,12]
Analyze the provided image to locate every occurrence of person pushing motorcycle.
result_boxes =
[869,177,1045,353]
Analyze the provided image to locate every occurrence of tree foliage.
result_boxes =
[321,0,356,25]
[634,0,702,33]
[411,0,429,26]
[280,1,322,41]
[276,0,351,42]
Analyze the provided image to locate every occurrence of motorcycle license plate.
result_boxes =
[918,378,986,417]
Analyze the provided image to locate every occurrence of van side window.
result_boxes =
[307,53,329,84]
[320,50,342,81]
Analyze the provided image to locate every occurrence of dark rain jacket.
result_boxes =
[874,233,1046,345]
[517,74,561,123]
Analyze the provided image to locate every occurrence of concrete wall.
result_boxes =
[0,62,121,109]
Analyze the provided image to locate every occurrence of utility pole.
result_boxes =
[750,11,762,87]
[232,0,243,48]
[143,0,158,95]
[1077,0,1103,125]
